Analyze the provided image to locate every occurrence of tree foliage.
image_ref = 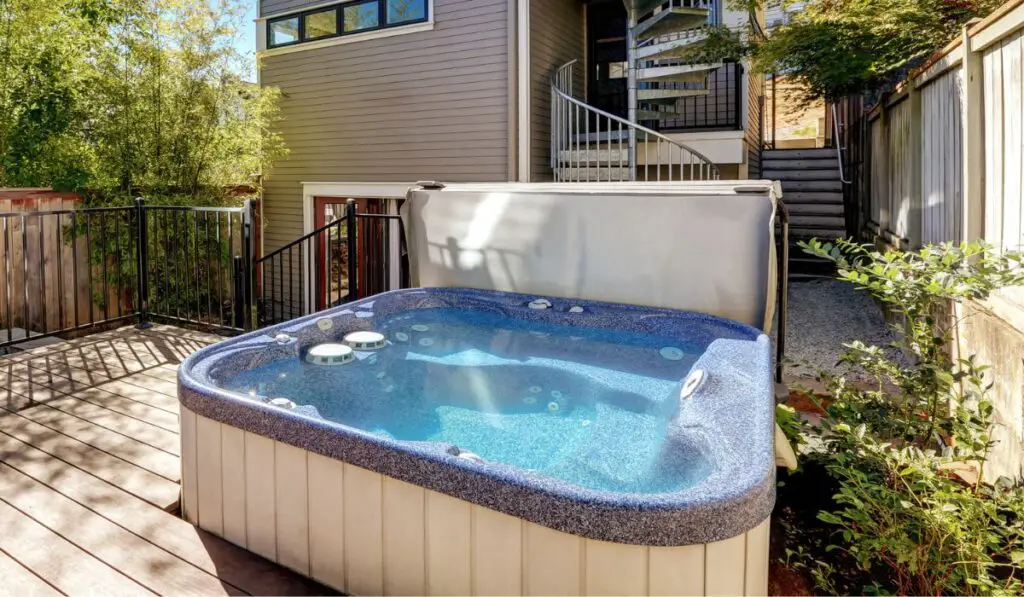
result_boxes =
[0,0,285,203]
[707,0,1003,103]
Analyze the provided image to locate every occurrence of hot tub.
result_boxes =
[179,287,774,596]
[179,181,782,596]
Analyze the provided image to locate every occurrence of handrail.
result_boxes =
[551,60,719,182]
[258,214,347,264]
[832,103,852,184]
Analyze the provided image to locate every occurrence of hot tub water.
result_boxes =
[218,307,714,494]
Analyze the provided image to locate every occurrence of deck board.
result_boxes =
[0,463,245,596]
[1,378,179,470]
[0,499,151,595]
[0,326,331,595]
[0,550,61,596]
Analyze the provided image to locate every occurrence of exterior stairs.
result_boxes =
[632,0,720,120]
[551,0,722,182]
[763,147,847,276]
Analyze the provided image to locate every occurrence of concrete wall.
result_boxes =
[958,297,1024,480]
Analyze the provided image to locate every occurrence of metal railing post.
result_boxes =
[626,7,638,180]
[232,255,245,329]
[241,199,255,330]
[776,201,790,384]
[345,199,358,302]
[134,197,151,329]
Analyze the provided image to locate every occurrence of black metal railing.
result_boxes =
[648,62,744,132]
[0,197,405,352]
[256,199,404,327]
[0,205,142,350]
[138,201,255,333]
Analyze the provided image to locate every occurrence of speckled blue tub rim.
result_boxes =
[178,287,777,546]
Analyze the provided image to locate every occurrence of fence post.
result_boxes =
[961,23,985,243]
[346,198,357,302]
[134,197,151,329]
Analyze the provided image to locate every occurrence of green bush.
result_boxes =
[786,239,1024,595]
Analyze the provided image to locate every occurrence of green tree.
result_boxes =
[700,0,1002,103]
[752,0,1001,102]
[0,0,285,203]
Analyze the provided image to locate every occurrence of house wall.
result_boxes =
[529,0,585,182]
[258,0,513,253]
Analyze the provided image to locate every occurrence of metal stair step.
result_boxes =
[556,167,632,182]
[786,227,849,240]
[763,169,841,181]
[762,148,838,160]
[635,33,709,61]
[625,0,680,17]
[571,130,629,144]
[638,88,709,102]
[780,191,844,204]
[556,148,631,165]
[788,215,846,228]
[778,180,843,192]
[636,107,682,120]
[761,158,839,170]
[637,64,720,84]
[784,202,845,216]
[633,6,710,41]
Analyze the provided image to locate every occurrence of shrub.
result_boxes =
[785,239,1024,595]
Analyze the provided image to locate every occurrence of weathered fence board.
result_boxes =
[869,116,887,230]
[887,98,915,244]
[921,69,964,244]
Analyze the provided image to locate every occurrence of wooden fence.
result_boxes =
[0,193,98,345]
[841,0,1024,480]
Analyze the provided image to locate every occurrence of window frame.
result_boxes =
[341,0,380,34]
[265,0,429,49]
[302,7,340,41]
[267,15,302,48]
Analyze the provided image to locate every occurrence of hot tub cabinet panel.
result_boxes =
[181,406,770,596]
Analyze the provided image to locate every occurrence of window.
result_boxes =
[386,0,425,24]
[266,0,428,49]
[304,9,338,40]
[268,16,300,47]
[343,1,378,32]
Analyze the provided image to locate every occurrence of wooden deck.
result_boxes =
[0,324,332,596]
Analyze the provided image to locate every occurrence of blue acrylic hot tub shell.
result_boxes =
[178,288,776,546]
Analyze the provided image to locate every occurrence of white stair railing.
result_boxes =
[551,60,719,182]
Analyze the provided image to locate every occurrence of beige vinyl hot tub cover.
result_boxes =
[402,181,781,333]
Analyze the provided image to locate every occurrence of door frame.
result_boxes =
[300,182,408,312]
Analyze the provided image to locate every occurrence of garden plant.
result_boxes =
[776,239,1024,595]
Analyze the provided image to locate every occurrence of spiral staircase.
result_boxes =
[551,0,723,182]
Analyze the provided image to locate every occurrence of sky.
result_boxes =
[236,3,259,81]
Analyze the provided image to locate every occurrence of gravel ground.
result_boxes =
[773,278,899,382]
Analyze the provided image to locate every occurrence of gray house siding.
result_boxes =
[529,0,584,182]
[259,0,512,254]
